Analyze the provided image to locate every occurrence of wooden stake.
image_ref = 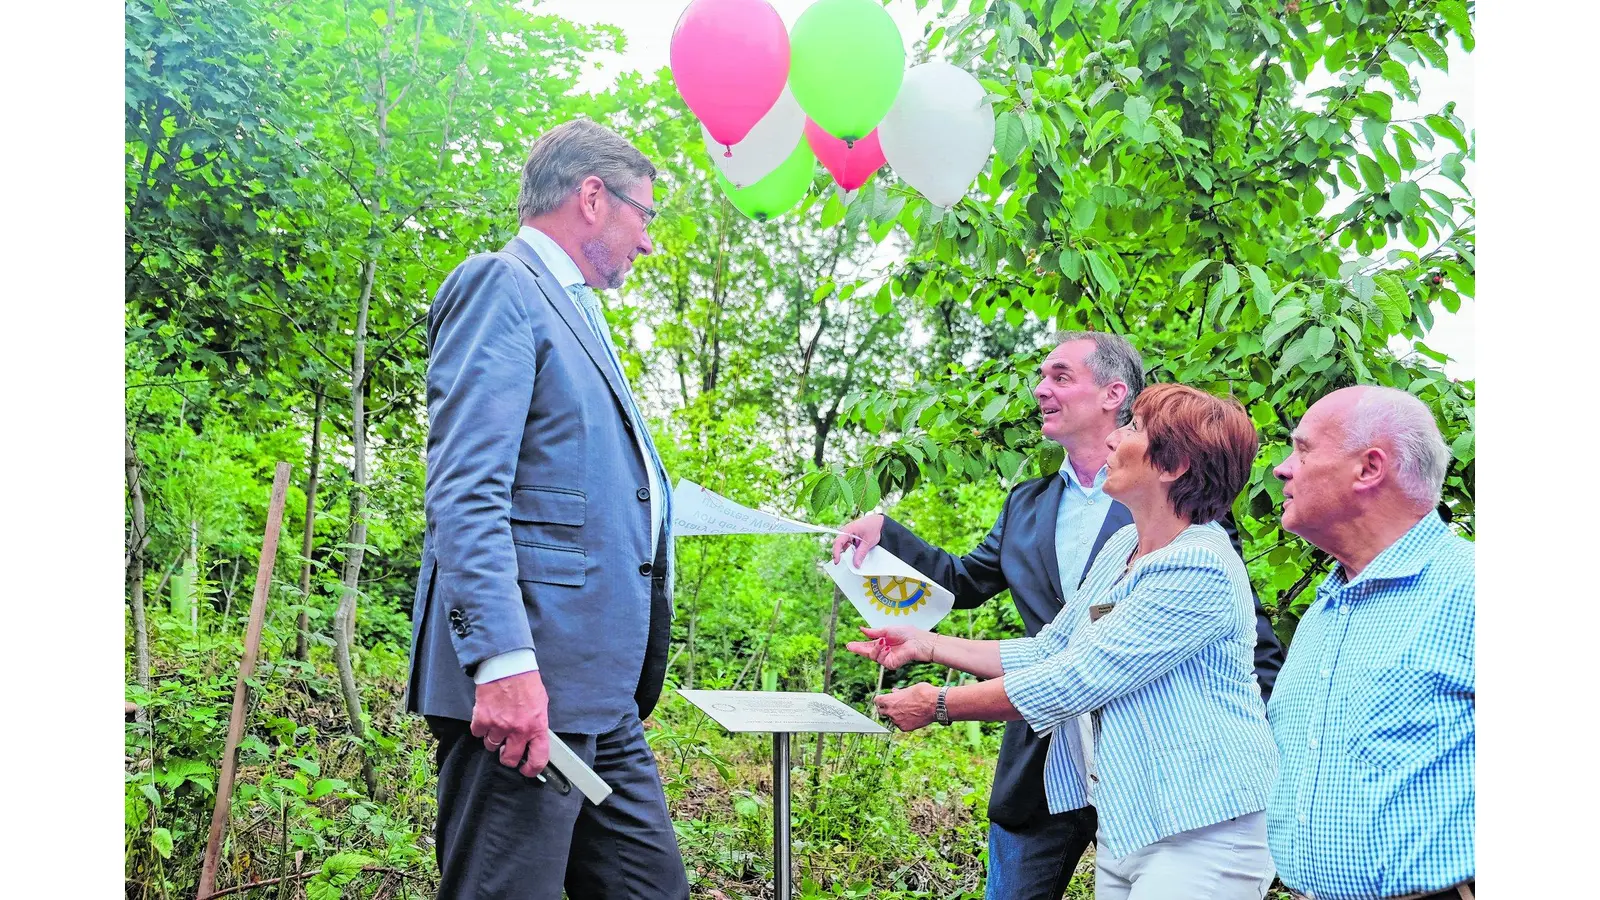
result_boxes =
[197,462,292,900]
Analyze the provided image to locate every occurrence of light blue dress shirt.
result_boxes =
[1266,512,1474,900]
[1000,522,1278,859]
[1055,457,1112,600]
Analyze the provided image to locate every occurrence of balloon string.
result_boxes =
[724,144,732,158]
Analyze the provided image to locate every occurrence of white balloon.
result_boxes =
[878,62,995,208]
[701,86,806,189]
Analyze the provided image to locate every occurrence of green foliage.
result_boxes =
[804,0,1477,639]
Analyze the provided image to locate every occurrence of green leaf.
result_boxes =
[1071,197,1097,230]
[1361,117,1387,155]
[1084,250,1121,296]
[1357,155,1387,193]
[1262,307,1306,351]
[1303,183,1326,217]
[1436,0,1473,40]
[1411,32,1450,70]
[1219,263,1240,297]
[995,111,1027,165]
[1306,325,1334,359]
[1177,259,1212,289]
[1425,114,1469,153]
[1451,430,1475,464]
[980,395,1008,422]
[1414,340,1451,365]
[1372,274,1410,331]
[1389,180,1420,215]
[151,827,173,859]
[1122,95,1152,129]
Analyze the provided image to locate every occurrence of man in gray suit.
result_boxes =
[405,119,687,899]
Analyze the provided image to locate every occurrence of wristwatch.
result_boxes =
[935,685,951,726]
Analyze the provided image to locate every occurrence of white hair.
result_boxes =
[1341,387,1450,507]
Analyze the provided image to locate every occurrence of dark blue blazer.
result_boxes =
[879,474,1284,827]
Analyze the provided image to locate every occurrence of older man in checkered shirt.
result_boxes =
[1266,386,1474,900]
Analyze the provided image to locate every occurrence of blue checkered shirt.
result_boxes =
[1000,522,1278,859]
[1266,512,1475,900]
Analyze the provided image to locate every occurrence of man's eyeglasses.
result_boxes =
[604,183,658,227]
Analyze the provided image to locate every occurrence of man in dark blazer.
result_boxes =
[833,332,1284,900]
[405,119,687,899]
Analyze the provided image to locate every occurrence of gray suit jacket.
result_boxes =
[405,236,673,734]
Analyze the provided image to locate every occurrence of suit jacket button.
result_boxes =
[637,487,650,501]
[639,562,653,576]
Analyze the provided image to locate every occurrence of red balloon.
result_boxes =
[804,119,886,192]
[670,0,791,148]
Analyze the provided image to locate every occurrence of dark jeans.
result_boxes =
[427,714,689,900]
[985,806,1098,900]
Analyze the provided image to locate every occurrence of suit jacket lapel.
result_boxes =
[501,237,633,415]
[1033,475,1066,601]
[1081,499,1134,588]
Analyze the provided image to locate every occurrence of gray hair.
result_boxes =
[1050,330,1145,425]
[1341,387,1451,507]
[516,118,656,220]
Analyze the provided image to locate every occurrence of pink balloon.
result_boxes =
[670,0,790,149]
[804,119,886,192]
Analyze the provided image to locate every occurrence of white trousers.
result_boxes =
[1094,811,1275,900]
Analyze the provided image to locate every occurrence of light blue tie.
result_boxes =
[564,283,672,544]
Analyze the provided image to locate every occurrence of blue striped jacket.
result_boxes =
[1000,522,1279,858]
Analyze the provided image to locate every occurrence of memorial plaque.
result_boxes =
[677,690,887,734]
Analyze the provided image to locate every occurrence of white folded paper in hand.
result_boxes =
[546,734,612,806]
[673,479,843,537]
[821,545,955,631]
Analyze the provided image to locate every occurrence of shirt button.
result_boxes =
[1308,737,1318,749]
[1320,669,1331,678]
[1088,498,1096,505]
[636,487,650,501]
[1298,813,1308,824]
[639,562,653,576]
[1339,605,1350,615]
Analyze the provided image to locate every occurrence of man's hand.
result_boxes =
[470,669,550,778]
[874,682,939,732]
[845,625,937,670]
[831,513,886,568]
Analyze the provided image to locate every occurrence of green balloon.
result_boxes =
[716,138,816,222]
[788,0,905,143]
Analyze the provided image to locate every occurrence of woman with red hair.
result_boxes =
[850,384,1278,899]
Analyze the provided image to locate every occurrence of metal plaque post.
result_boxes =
[773,732,792,898]
[676,690,887,900]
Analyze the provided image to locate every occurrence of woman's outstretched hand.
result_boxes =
[845,625,937,670]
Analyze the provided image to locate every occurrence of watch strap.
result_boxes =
[935,685,951,726]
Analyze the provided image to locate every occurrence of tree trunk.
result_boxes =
[125,434,151,724]
[335,255,378,796]
[294,388,326,661]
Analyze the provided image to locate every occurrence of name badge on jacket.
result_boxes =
[1088,602,1116,622]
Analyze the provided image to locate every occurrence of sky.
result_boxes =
[530,0,1475,379]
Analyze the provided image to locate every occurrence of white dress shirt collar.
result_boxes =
[517,225,585,290]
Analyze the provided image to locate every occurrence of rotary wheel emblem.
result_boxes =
[863,576,931,616]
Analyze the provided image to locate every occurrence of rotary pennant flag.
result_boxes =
[820,545,955,631]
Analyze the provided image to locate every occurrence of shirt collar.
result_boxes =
[517,225,585,290]
[1318,510,1451,596]
[1057,454,1109,492]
